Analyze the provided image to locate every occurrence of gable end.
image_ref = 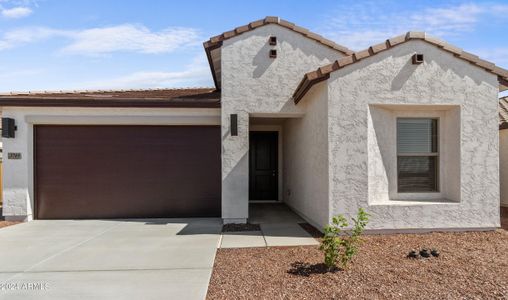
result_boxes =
[293,32,508,104]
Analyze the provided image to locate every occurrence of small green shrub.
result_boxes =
[319,208,370,269]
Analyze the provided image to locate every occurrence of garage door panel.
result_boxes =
[35,125,221,219]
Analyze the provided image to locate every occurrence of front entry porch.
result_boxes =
[219,203,318,248]
[249,203,306,224]
[222,112,329,229]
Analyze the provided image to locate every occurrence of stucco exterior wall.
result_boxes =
[220,24,345,222]
[1,107,220,221]
[500,129,508,207]
[368,105,461,203]
[326,40,500,230]
[283,82,329,228]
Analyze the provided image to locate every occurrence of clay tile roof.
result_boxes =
[203,16,353,55]
[500,96,508,130]
[0,88,221,108]
[293,32,508,104]
[203,16,354,90]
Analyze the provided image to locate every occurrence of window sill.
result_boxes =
[369,199,459,206]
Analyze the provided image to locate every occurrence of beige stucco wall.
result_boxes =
[500,129,508,207]
[326,40,500,230]
[1,107,220,221]
[220,24,345,222]
[283,82,329,228]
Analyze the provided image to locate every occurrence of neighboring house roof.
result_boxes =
[203,16,354,90]
[500,96,508,130]
[293,32,508,104]
[0,88,220,108]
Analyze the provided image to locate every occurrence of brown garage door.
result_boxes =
[34,125,221,219]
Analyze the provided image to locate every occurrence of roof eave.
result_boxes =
[293,32,508,104]
[203,16,353,56]
[204,41,222,91]
[0,98,221,108]
[500,77,508,92]
[293,74,330,104]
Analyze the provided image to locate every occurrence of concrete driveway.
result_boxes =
[0,218,222,300]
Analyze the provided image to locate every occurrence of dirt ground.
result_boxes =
[208,229,508,299]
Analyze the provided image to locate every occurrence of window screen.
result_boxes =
[397,118,438,192]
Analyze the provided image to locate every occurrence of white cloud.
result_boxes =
[1,6,32,18]
[0,24,201,55]
[0,27,66,49]
[0,68,42,82]
[77,55,212,89]
[473,47,508,68]
[320,2,508,50]
[61,25,200,55]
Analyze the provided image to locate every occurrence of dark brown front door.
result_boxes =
[249,131,278,201]
[34,125,221,219]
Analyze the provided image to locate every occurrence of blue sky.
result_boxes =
[0,0,507,96]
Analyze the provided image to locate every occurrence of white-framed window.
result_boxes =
[396,118,438,193]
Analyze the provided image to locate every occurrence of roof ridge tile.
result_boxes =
[387,34,406,47]
[203,16,353,56]
[264,16,279,23]
[293,31,508,103]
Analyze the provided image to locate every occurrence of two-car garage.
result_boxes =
[34,125,221,219]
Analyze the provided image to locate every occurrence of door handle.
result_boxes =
[272,171,276,176]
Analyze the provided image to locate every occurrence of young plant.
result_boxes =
[319,208,370,269]
[320,214,348,269]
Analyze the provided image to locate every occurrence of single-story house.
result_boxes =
[1,17,507,231]
[500,96,508,214]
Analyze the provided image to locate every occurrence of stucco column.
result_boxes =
[2,112,33,222]
[221,111,249,223]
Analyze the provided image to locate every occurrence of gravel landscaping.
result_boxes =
[0,208,21,229]
[208,229,508,299]
[0,220,20,229]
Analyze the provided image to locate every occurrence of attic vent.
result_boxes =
[269,49,277,58]
[412,53,424,64]
[269,36,277,45]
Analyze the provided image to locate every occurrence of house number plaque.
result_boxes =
[7,152,22,160]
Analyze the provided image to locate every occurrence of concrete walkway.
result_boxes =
[0,219,222,300]
[220,203,319,248]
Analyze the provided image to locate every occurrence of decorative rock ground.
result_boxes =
[431,249,440,257]
[208,229,508,299]
[407,250,419,259]
[420,248,431,258]
[407,248,440,259]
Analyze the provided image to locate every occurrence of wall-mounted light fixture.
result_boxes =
[269,36,277,46]
[230,114,238,136]
[1,118,16,138]
[269,49,277,58]
[412,53,424,64]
